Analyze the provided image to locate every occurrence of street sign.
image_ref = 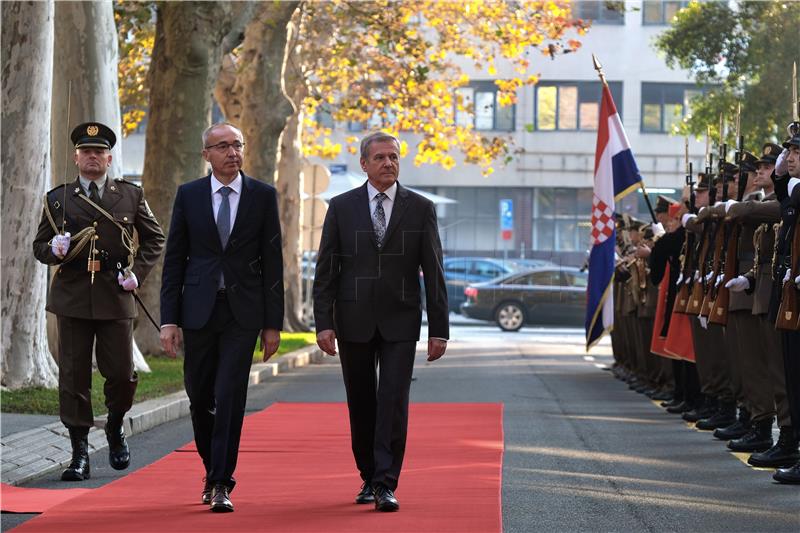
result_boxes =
[500,199,513,241]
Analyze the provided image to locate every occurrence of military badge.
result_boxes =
[87,125,99,136]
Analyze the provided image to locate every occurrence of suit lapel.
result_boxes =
[382,182,409,247]
[100,179,123,212]
[230,171,252,240]
[70,178,97,218]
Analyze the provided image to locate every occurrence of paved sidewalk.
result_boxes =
[0,346,325,486]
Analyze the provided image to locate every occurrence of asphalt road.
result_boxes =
[3,325,798,532]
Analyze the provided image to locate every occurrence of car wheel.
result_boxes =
[495,301,525,332]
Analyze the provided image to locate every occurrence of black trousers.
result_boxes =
[57,316,137,429]
[182,293,259,489]
[338,332,416,491]
[782,330,800,441]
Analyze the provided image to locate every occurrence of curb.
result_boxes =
[0,345,325,486]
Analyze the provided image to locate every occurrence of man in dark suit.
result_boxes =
[33,121,165,481]
[313,132,449,512]
[160,122,284,512]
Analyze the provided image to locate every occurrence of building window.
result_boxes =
[534,81,623,131]
[532,188,592,253]
[641,82,702,133]
[642,1,687,25]
[316,108,335,129]
[574,1,625,25]
[455,82,515,132]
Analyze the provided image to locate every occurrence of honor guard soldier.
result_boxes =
[32,122,165,481]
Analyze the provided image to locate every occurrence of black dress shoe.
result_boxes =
[105,412,130,471]
[773,462,800,484]
[355,481,375,504]
[661,398,682,409]
[665,401,691,414]
[373,484,399,512]
[202,478,213,505]
[748,427,800,468]
[652,391,673,402]
[696,406,737,431]
[61,428,90,481]
[682,404,716,423]
[210,484,234,512]
[713,420,751,441]
[728,420,773,453]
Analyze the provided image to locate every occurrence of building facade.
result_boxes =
[319,0,703,266]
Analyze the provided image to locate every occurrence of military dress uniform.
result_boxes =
[772,133,800,483]
[32,122,165,480]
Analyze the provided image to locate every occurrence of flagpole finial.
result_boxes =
[592,54,608,87]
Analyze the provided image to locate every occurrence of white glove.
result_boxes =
[698,206,707,215]
[681,213,696,227]
[651,222,666,238]
[795,273,800,288]
[788,177,800,196]
[776,148,789,175]
[705,270,715,283]
[784,268,792,284]
[117,271,138,291]
[51,232,71,258]
[725,276,749,292]
[675,272,684,287]
[724,199,738,213]
[713,201,724,207]
[694,270,701,282]
[715,273,724,287]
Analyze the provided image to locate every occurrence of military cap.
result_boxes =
[782,133,800,149]
[755,143,782,165]
[70,121,116,150]
[695,173,711,190]
[738,151,758,172]
[654,194,677,214]
[720,161,738,176]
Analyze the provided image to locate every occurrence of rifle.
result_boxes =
[775,63,800,330]
[710,105,747,325]
[700,116,727,317]
[687,142,715,314]
[675,137,695,313]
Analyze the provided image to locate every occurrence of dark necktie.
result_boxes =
[373,192,388,248]
[217,186,233,249]
[88,181,101,205]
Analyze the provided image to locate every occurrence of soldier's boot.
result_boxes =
[727,418,774,453]
[713,407,751,440]
[61,428,91,481]
[105,411,130,471]
[773,461,800,484]
[683,397,717,423]
[696,401,737,430]
[748,427,800,468]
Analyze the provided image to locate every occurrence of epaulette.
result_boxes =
[114,177,142,188]
[46,183,67,196]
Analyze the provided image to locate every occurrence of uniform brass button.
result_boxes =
[93,221,98,227]
[123,216,128,222]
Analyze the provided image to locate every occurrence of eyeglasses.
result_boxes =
[205,141,245,152]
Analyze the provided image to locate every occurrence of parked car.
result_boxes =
[460,266,587,331]
[427,257,530,313]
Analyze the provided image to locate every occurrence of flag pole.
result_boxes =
[592,54,657,224]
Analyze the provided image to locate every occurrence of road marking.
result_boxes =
[594,363,607,369]
[729,451,775,471]
[583,356,595,361]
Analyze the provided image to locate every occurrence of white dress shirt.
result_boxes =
[79,175,107,199]
[211,172,242,230]
[367,180,397,226]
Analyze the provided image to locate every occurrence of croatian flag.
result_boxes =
[585,84,643,350]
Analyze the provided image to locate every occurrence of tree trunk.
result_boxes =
[51,0,123,182]
[235,2,298,185]
[276,15,310,332]
[135,1,237,355]
[1,0,59,389]
[49,1,150,372]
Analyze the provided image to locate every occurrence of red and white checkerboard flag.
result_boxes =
[586,84,644,350]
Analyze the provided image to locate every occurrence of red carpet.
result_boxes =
[13,403,503,533]
[0,484,91,514]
